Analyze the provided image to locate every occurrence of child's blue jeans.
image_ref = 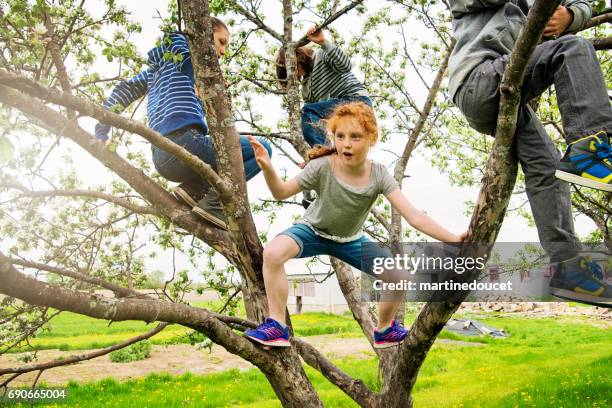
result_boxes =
[301,95,372,146]
[152,126,272,195]
[279,223,390,277]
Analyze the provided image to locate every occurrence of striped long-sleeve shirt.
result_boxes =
[301,40,367,103]
[95,32,207,141]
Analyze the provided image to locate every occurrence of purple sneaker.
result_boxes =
[244,318,291,347]
[374,320,408,349]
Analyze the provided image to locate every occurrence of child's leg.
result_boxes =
[301,98,343,146]
[378,301,403,330]
[240,135,273,181]
[330,237,408,331]
[521,35,612,143]
[262,235,301,323]
[151,127,214,190]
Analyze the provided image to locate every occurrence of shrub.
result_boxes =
[109,340,152,363]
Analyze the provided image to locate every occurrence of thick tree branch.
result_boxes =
[380,0,562,405]
[0,255,280,374]
[182,0,269,325]
[0,84,239,263]
[584,11,612,29]
[330,258,377,344]
[293,337,376,406]
[591,36,612,50]
[0,70,231,199]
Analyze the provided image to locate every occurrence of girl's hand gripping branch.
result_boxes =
[306,26,325,45]
[248,135,301,200]
[386,188,469,243]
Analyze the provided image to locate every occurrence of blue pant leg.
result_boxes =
[350,95,373,107]
[301,98,345,146]
[152,128,217,190]
[153,129,273,188]
[241,135,272,181]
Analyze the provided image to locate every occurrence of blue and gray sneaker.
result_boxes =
[550,256,611,308]
[555,131,612,192]
[244,318,291,347]
[373,320,409,349]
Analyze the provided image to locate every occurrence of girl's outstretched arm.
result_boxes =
[386,188,468,243]
[248,136,302,200]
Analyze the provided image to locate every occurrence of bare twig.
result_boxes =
[0,323,168,376]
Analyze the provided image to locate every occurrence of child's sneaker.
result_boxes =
[373,320,409,349]
[244,318,291,347]
[174,184,206,208]
[549,256,611,308]
[555,131,612,192]
[193,190,227,230]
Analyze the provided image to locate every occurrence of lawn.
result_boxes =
[12,303,488,352]
[11,304,373,352]
[5,312,610,407]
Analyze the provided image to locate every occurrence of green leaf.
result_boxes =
[0,136,14,163]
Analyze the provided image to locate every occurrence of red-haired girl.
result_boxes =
[246,102,468,348]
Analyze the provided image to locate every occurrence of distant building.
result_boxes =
[286,271,349,314]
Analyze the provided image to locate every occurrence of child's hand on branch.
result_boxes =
[544,5,572,38]
[451,231,470,243]
[248,135,272,171]
[306,26,325,45]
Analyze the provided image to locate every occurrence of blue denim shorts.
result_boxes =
[279,223,391,277]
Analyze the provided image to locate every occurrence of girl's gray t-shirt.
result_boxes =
[295,156,398,242]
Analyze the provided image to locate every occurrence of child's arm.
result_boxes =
[305,27,351,74]
[94,70,149,141]
[248,136,302,200]
[386,188,467,243]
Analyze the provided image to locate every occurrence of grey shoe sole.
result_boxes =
[549,286,612,308]
[174,186,199,208]
[192,206,227,230]
[555,170,612,192]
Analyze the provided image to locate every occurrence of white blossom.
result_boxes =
[33,22,47,36]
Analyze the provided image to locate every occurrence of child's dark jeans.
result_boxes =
[454,35,612,262]
[301,95,372,146]
[152,126,272,196]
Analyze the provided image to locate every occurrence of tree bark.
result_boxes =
[180,1,323,405]
[377,1,562,406]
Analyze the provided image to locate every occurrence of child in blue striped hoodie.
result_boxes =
[95,18,272,229]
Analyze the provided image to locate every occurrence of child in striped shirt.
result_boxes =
[95,18,272,230]
[276,27,371,147]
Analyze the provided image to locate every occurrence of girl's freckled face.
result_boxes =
[333,117,371,167]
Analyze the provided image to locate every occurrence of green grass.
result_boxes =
[10,306,378,352]
[9,314,611,407]
[9,301,223,352]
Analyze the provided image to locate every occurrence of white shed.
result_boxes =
[286,271,350,314]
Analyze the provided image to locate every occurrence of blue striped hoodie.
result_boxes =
[95,32,208,141]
